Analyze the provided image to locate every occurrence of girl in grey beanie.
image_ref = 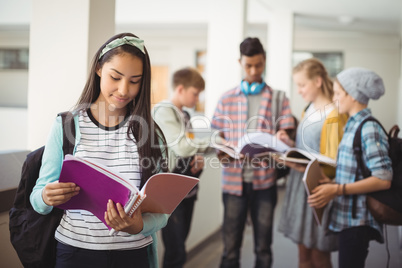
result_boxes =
[308,67,392,268]
[336,67,385,105]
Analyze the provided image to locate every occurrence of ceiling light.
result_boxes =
[338,15,355,25]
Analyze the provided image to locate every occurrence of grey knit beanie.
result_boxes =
[336,67,385,105]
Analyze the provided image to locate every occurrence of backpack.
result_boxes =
[272,89,298,180]
[9,112,76,268]
[352,116,402,225]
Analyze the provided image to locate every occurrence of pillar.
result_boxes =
[266,8,294,97]
[204,0,246,119]
[27,0,115,149]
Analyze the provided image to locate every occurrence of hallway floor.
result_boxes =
[184,186,402,268]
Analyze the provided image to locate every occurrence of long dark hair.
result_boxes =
[76,32,167,187]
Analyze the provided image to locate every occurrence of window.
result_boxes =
[0,48,29,70]
[292,51,343,78]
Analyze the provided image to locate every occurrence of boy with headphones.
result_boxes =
[211,37,295,268]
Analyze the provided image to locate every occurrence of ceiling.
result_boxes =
[294,13,400,35]
[259,0,401,22]
[0,0,401,34]
[256,0,402,34]
[117,0,402,35]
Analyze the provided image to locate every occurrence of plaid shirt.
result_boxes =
[211,84,294,196]
[329,108,393,241]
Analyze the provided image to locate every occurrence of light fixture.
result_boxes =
[338,15,355,25]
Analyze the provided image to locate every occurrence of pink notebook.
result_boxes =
[56,155,199,231]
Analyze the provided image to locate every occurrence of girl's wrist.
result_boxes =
[128,221,144,235]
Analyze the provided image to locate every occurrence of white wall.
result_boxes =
[0,108,28,151]
[293,28,401,130]
[0,29,29,47]
[116,0,209,25]
[0,30,30,108]
[204,0,245,119]
[0,71,28,107]
[115,0,274,25]
[0,0,31,26]
[266,9,294,96]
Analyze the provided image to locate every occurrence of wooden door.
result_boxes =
[151,65,169,108]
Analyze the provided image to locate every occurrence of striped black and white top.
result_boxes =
[55,110,152,250]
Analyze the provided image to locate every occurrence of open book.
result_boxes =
[56,155,199,235]
[212,132,289,159]
[275,148,336,168]
[302,159,325,226]
[212,132,336,169]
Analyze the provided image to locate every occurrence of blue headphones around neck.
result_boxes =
[240,80,266,95]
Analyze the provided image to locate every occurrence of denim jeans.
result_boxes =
[161,195,196,268]
[220,183,277,268]
[55,241,149,268]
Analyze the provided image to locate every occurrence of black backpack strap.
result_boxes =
[352,116,388,218]
[58,112,76,156]
[182,110,191,122]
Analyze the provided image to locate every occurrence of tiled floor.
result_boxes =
[185,186,402,268]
